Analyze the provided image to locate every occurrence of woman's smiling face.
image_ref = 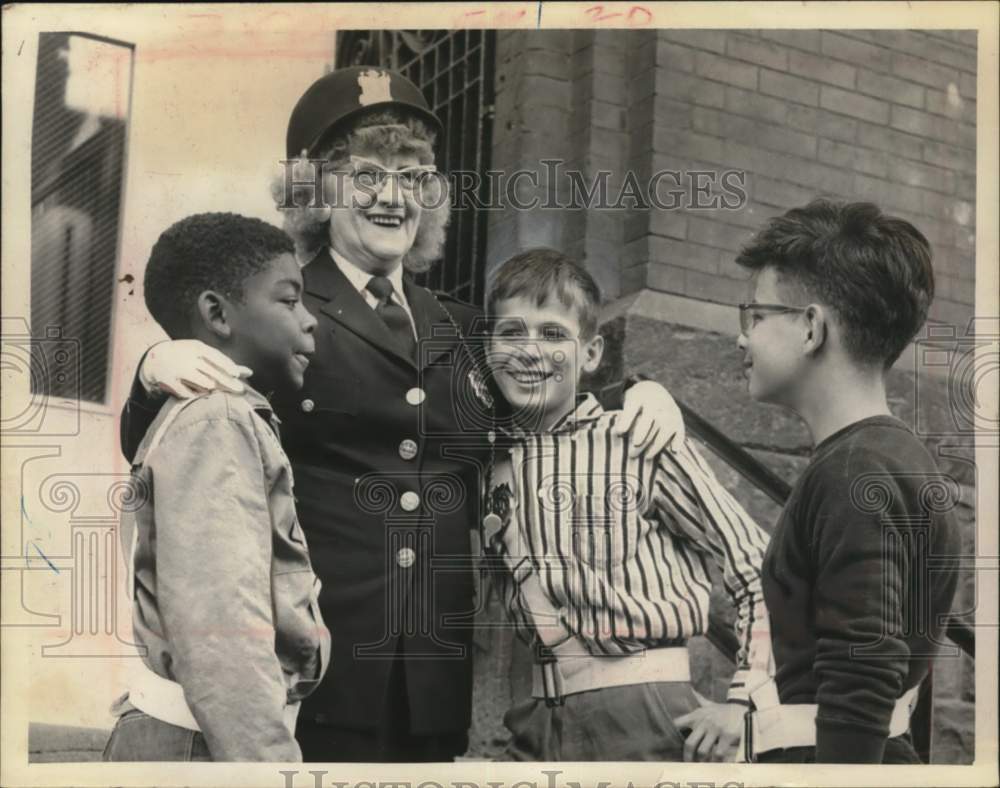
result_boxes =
[327,150,424,275]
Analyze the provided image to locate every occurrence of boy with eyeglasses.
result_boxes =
[733,199,960,763]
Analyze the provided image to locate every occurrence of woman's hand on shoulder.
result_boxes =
[140,340,252,398]
[614,380,686,459]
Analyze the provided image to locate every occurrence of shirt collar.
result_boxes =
[241,381,280,426]
[549,392,604,433]
[504,392,604,439]
[329,247,406,301]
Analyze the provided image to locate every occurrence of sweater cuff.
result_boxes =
[815,719,888,763]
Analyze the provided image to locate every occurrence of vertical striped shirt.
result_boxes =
[484,393,771,702]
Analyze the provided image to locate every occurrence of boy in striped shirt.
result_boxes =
[482,248,771,761]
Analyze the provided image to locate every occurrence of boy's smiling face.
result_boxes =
[488,294,604,432]
[223,253,317,394]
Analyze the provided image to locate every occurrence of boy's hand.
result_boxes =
[140,340,252,398]
[674,699,744,762]
[614,380,686,458]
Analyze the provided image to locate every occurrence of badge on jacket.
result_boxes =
[468,366,494,409]
[483,482,513,541]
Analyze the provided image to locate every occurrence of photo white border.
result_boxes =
[3,3,997,787]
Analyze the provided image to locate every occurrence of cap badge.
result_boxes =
[358,69,394,106]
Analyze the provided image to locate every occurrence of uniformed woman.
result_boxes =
[121,66,684,762]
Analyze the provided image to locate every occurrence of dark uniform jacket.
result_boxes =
[121,248,628,736]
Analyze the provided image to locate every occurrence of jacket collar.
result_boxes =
[302,248,413,368]
[550,392,605,433]
[131,384,280,468]
[329,247,407,305]
[242,382,281,429]
[303,248,457,370]
[402,276,455,366]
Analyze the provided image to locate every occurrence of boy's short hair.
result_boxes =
[735,199,934,368]
[488,248,602,339]
[144,212,294,338]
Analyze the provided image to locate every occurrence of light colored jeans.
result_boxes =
[501,681,701,761]
[103,707,212,762]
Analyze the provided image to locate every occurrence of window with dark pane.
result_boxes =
[336,30,496,306]
[30,32,133,403]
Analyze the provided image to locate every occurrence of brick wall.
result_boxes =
[489,30,633,298]
[488,29,977,329]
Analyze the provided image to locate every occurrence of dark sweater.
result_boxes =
[761,416,960,763]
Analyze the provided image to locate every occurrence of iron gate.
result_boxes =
[336,30,496,306]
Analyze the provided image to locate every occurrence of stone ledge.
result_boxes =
[28,723,108,763]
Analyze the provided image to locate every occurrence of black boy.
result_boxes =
[105,213,329,761]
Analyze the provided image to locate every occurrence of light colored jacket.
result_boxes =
[121,387,330,761]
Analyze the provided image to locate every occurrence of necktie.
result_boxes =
[366,275,416,361]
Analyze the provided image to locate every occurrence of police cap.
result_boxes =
[286,66,442,159]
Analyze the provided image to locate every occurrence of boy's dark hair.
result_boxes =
[488,248,602,338]
[735,199,934,368]
[144,212,295,338]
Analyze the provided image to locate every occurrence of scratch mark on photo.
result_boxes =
[27,541,60,574]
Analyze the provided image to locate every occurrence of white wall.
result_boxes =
[2,6,334,728]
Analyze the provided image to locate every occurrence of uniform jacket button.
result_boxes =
[301,398,315,413]
[399,439,418,460]
[406,387,426,406]
[400,491,421,511]
[396,547,416,568]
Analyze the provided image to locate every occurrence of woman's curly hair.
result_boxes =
[271,110,450,272]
